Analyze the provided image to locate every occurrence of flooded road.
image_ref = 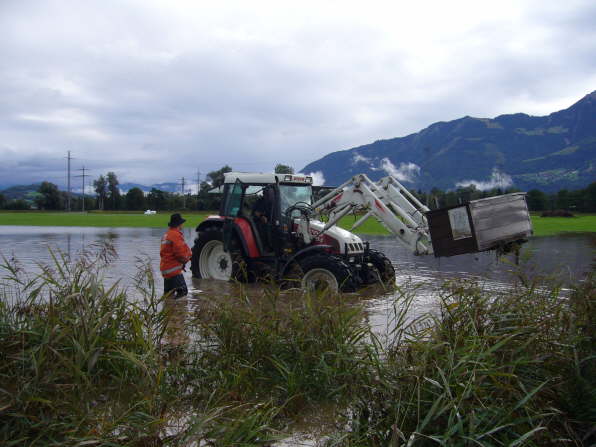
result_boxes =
[0,225,593,330]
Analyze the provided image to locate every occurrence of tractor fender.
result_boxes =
[280,244,333,277]
[196,216,224,232]
[230,218,260,258]
[195,217,257,259]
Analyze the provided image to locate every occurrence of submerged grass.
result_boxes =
[187,289,372,411]
[1,245,594,445]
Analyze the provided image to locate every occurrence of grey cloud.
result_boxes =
[1,0,595,188]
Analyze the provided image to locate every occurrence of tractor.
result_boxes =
[190,172,394,292]
[191,171,533,292]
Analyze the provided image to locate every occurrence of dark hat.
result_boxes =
[168,213,186,227]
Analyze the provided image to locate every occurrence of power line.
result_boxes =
[75,166,89,212]
[65,151,74,211]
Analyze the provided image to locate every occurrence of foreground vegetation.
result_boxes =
[1,210,595,237]
[0,246,594,445]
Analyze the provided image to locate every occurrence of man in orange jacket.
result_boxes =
[160,213,192,298]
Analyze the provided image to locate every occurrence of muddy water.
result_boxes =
[0,225,593,298]
[1,225,593,335]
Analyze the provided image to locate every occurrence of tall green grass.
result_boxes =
[0,246,279,445]
[1,245,593,445]
[186,289,372,412]
[0,246,370,445]
[326,274,595,446]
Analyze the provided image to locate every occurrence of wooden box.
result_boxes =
[426,193,533,257]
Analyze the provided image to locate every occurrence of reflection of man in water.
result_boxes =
[163,297,189,363]
[252,187,274,250]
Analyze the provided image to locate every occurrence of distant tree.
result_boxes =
[4,199,30,210]
[125,187,146,210]
[36,181,63,210]
[429,188,443,209]
[455,185,477,203]
[274,163,294,174]
[80,196,96,211]
[195,180,224,210]
[526,189,548,211]
[147,188,168,211]
[556,189,570,210]
[106,172,121,210]
[94,175,108,210]
[207,165,232,188]
[444,191,458,207]
[584,181,596,212]
[0,193,5,209]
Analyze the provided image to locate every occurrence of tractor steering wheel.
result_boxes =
[284,202,313,219]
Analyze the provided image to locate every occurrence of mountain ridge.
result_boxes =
[301,91,596,192]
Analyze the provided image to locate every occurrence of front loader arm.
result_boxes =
[311,174,433,255]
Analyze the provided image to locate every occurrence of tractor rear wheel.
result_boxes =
[299,253,356,293]
[191,227,246,281]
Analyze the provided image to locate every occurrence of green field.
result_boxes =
[0,210,594,237]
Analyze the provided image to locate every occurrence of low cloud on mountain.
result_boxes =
[456,168,514,191]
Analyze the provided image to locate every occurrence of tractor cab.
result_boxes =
[219,172,315,256]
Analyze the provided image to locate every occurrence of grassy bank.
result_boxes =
[1,210,595,236]
[1,246,594,445]
[0,210,212,228]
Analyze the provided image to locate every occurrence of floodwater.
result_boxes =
[0,225,593,334]
[0,225,593,445]
[0,225,593,294]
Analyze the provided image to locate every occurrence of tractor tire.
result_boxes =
[191,227,246,281]
[364,249,396,286]
[299,253,357,293]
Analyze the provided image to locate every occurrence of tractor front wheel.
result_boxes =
[364,249,396,286]
[300,254,356,293]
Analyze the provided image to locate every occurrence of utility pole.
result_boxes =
[66,151,73,211]
[180,177,186,208]
[75,166,89,212]
[196,169,202,195]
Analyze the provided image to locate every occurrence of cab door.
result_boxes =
[223,179,243,217]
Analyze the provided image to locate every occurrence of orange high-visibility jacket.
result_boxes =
[160,228,192,278]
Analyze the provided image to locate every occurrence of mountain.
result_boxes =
[0,184,42,201]
[301,91,596,192]
[119,182,180,193]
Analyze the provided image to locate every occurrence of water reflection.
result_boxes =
[162,297,190,367]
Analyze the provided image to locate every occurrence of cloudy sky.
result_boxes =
[1,0,595,189]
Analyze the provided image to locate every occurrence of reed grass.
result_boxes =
[0,246,284,445]
[0,246,371,445]
[326,273,595,446]
[1,245,593,445]
[185,288,372,411]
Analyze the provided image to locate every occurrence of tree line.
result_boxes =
[406,182,596,213]
[1,164,594,213]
